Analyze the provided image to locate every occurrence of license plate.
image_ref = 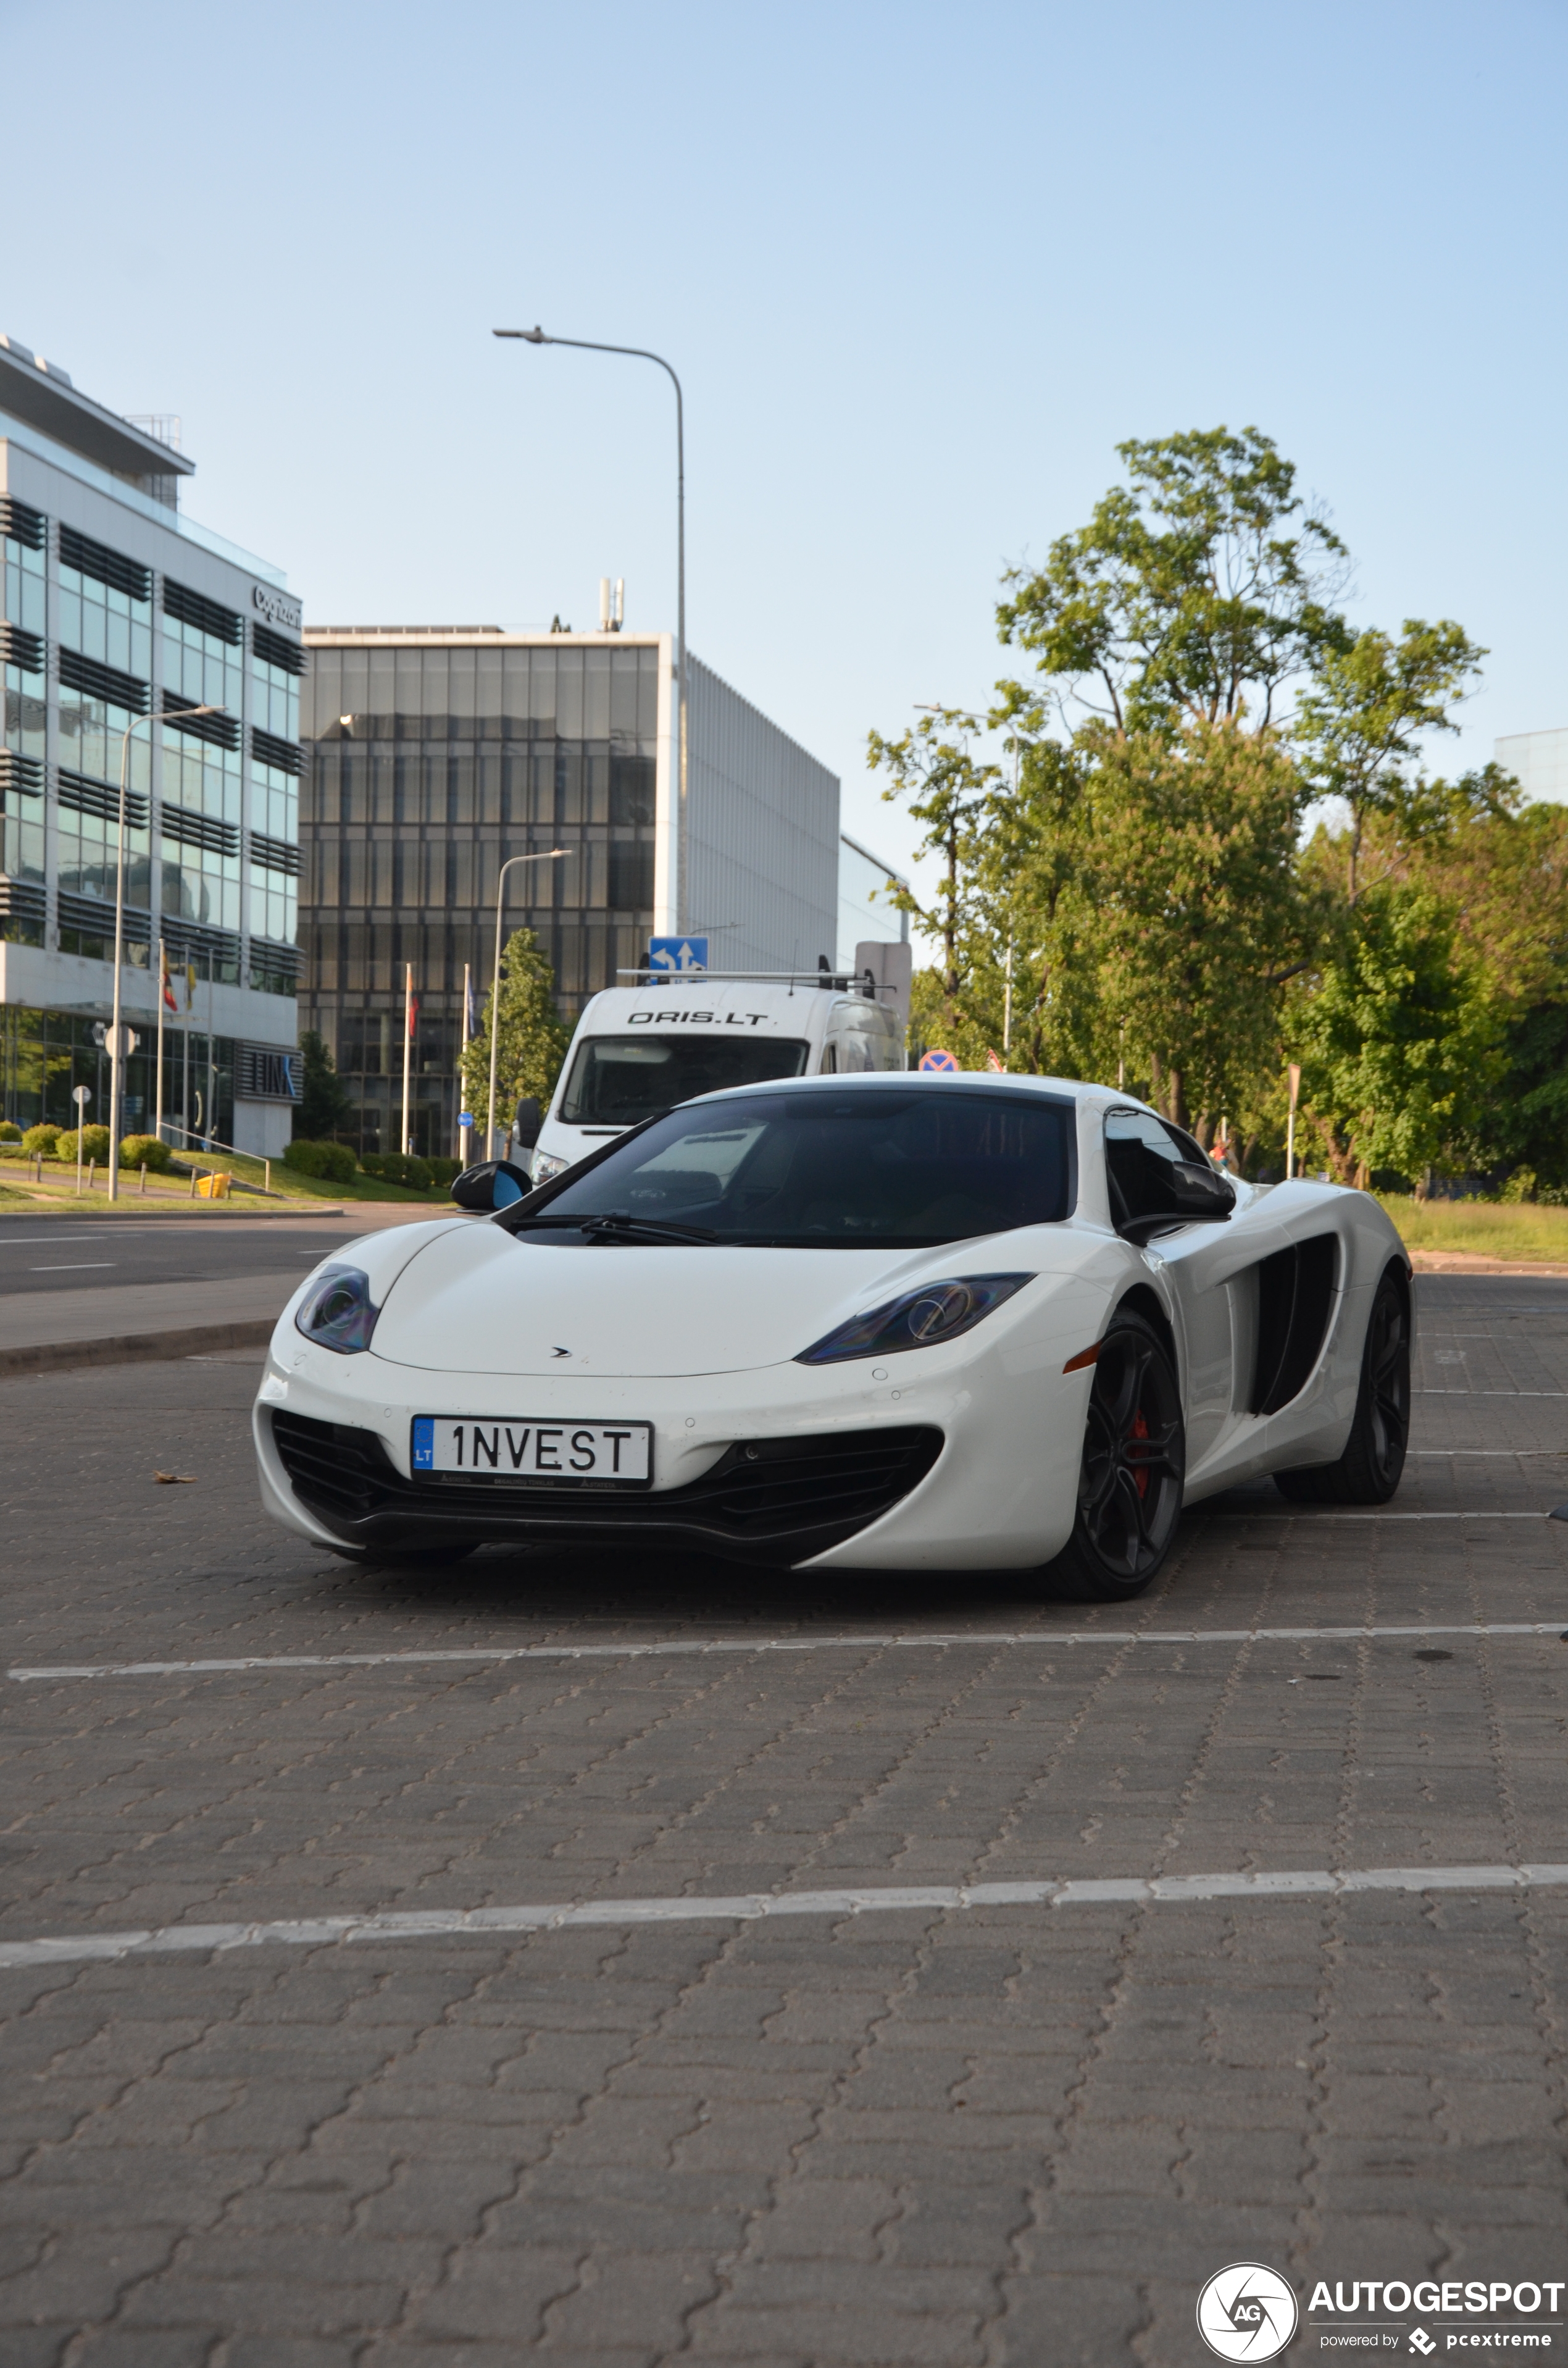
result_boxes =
[411,1416,653,1486]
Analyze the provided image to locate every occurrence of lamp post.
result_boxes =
[485,848,569,1159]
[107,704,222,1201]
[493,325,688,927]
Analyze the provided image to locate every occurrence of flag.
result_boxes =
[161,948,177,1013]
[408,992,420,1040]
[464,974,479,1039]
[185,963,197,1011]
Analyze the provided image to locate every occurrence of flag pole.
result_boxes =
[459,960,470,1163]
[402,962,414,1156]
[155,939,167,1145]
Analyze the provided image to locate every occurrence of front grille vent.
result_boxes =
[270,1410,944,1566]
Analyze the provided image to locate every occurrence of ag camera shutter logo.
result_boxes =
[1197,2264,1299,2361]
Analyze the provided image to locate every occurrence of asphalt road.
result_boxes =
[2,1274,1567,2366]
[0,1218,376,1300]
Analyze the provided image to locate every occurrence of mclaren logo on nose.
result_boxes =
[551,1346,571,1358]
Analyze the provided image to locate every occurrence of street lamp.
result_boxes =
[493,325,688,927]
[106,703,222,1202]
[486,847,570,1159]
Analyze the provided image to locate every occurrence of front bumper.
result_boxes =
[253,1328,1088,1571]
[267,1408,943,1565]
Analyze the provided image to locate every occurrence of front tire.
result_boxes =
[1274,1265,1410,1505]
[1040,1311,1186,1602]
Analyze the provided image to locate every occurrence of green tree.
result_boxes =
[1082,719,1314,1134]
[995,426,1348,735]
[1293,622,1487,902]
[866,709,1001,1034]
[460,927,570,1145]
[296,1029,351,1139]
[1290,884,1500,1186]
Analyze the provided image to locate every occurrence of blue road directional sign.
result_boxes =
[919,1048,959,1072]
[647,936,709,975]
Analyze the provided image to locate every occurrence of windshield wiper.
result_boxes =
[508,1210,717,1245]
[580,1211,717,1245]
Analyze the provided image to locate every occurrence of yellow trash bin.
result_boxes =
[194,1170,232,1199]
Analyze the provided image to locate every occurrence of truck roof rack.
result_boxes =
[614,968,880,990]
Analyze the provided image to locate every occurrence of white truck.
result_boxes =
[516,947,911,1186]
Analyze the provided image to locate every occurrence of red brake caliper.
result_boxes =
[1128,1408,1150,1499]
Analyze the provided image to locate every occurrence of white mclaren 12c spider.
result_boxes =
[254,1074,1412,1600]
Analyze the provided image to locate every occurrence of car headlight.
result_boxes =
[796,1273,1034,1365]
[530,1150,570,1186]
[294,1265,380,1355]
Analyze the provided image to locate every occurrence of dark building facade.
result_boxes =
[301,631,664,1158]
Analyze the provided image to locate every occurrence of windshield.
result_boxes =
[559,1034,811,1127]
[523,1088,1073,1245]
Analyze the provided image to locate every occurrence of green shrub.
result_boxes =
[284,1138,358,1183]
[22,1124,59,1155]
[119,1134,173,1172]
[365,1151,433,1192]
[57,1126,111,1165]
[0,1122,20,1142]
[425,1156,462,1186]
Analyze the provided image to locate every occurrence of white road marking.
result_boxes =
[28,1262,115,1271]
[10,1621,1568,1684]
[1,1863,1564,1972]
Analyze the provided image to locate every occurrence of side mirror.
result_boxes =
[1171,1159,1235,1214]
[451,1158,533,1211]
[513,1097,543,1152]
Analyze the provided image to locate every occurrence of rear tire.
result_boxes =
[1274,1265,1410,1505]
[1037,1311,1186,1602]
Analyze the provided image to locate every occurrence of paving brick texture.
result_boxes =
[1,1276,1567,2362]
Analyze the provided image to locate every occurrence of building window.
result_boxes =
[162,588,243,718]
[59,533,152,685]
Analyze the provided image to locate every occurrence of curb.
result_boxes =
[0,1319,275,1380]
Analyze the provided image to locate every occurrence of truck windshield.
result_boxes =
[522,1087,1073,1245]
[559,1035,810,1128]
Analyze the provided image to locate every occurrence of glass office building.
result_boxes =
[301,628,840,1157]
[0,332,302,1152]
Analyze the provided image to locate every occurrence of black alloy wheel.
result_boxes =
[1041,1310,1186,1602]
[1275,1265,1411,1505]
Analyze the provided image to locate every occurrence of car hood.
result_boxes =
[370,1224,1039,1378]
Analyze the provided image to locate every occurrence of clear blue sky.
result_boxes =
[6,0,1564,908]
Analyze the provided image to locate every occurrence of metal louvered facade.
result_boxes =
[0,330,302,1153]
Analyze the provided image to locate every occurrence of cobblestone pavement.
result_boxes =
[2,1276,1567,2366]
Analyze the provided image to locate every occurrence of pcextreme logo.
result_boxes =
[1198,2264,1300,2361]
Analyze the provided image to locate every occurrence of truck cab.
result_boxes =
[525,962,907,1187]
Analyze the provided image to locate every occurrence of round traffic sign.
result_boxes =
[72,1085,92,1107]
[919,1048,959,1073]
